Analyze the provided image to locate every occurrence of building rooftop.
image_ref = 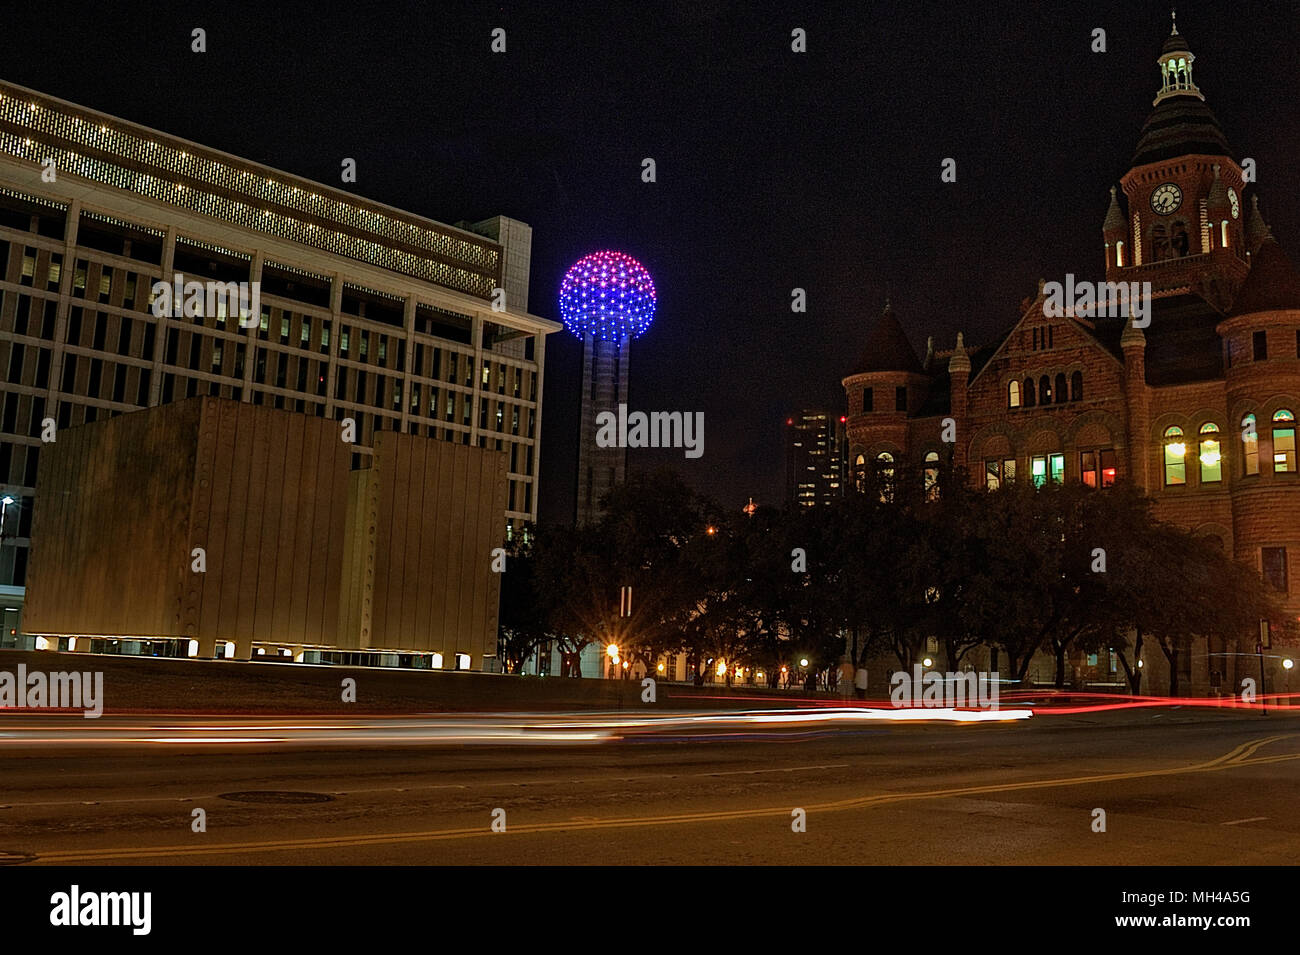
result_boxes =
[0,80,502,298]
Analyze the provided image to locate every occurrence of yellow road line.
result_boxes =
[31,736,1299,864]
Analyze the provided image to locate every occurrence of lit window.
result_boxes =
[1008,380,1021,408]
[1243,414,1259,476]
[1164,426,1186,486]
[1082,451,1098,488]
[1031,455,1047,488]
[985,458,1016,490]
[877,451,894,501]
[1198,423,1222,483]
[1273,410,1296,473]
[924,451,940,500]
[1050,453,1065,484]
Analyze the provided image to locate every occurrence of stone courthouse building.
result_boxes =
[843,21,1299,694]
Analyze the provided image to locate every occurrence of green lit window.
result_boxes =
[1198,423,1222,483]
[1031,455,1047,487]
[1163,426,1186,486]
[1274,410,1296,473]
[1050,453,1065,483]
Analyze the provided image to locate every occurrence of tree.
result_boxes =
[495,529,550,674]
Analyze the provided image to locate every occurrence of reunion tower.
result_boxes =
[559,251,657,525]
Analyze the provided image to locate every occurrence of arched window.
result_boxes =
[1023,378,1036,407]
[1242,414,1259,476]
[1054,373,1067,405]
[1163,426,1186,486]
[1070,371,1083,401]
[1039,375,1051,404]
[853,453,867,492]
[1008,380,1021,409]
[1116,240,1125,268]
[1171,220,1190,258]
[1198,423,1222,483]
[1273,410,1296,473]
[1152,223,1170,261]
[876,451,895,502]
[923,451,940,501]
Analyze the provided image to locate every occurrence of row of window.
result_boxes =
[1009,372,1083,409]
[1162,412,1296,485]
[860,386,908,414]
[983,450,1118,490]
[1231,328,1300,365]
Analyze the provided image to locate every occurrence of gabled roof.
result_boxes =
[849,305,923,376]
[1228,237,1300,316]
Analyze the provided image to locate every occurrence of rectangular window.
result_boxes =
[1081,451,1098,488]
[1031,455,1047,487]
[1254,330,1268,360]
[1081,449,1117,488]
[1262,547,1289,594]
[1275,422,1297,473]
[1049,453,1065,484]
[984,458,1015,490]
[1100,449,1116,487]
[895,386,907,412]
[862,388,872,413]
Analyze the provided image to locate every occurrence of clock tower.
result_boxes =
[1103,12,1249,310]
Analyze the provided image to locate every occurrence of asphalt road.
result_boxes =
[1,706,1297,865]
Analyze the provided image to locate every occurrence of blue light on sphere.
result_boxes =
[559,250,657,343]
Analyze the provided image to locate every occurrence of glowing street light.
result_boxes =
[799,658,809,668]
[922,657,934,668]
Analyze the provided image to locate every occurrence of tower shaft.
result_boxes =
[576,333,630,524]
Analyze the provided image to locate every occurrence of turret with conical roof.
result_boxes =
[841,303,930,488]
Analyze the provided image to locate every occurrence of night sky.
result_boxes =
[4,1,1297,524]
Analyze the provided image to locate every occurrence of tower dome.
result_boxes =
[1132,15,1231,167]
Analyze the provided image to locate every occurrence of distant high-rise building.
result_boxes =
[785,410,846,507]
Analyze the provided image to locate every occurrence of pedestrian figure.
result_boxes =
[854,664,869,700]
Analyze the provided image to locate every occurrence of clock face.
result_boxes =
[1150,183,1182,215]
[1229,187,1240,219]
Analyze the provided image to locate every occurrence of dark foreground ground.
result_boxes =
[1,701,1296,865]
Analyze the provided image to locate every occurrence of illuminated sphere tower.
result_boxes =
[559,251,657,525]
